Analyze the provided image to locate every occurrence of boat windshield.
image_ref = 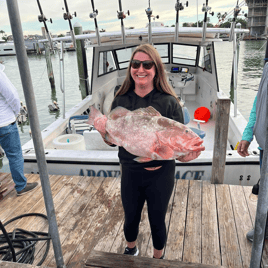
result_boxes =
[98,50,117,76]
[115,46,138,69]
[198,44,212,73]
[172,44,198,66]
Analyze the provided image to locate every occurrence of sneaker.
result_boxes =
[246,228,268,242]
[17,182,38,196]
[123,246,139,256]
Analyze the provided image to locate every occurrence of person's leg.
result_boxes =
[0,123,27,191]
[144,161,175,258]
[121,165,145,252]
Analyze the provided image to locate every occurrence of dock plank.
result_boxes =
[183,180,202,264]
[216,184,243,268]
[229,185,253,268]
[85,250,224,268]
[165,179,189,261]
[202,181,221,266]
[0,260,48,267]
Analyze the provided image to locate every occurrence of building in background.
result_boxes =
[246,0,268,37]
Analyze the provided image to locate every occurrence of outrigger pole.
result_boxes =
[145,0,153,44]
[36,0,53,49]
[63,0,77,49]
[230,1,241,117]
[201,0,208,42]
[174,0,188,42]
[117,0,129,44]
[89,0,101,46]
[6,1,65,267]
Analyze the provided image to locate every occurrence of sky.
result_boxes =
[0,0,247,36]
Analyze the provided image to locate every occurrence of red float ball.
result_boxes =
[194,107,210,122]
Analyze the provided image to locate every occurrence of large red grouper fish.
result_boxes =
[86,105,205,163]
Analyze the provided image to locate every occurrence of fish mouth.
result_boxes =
[189,137,205,151]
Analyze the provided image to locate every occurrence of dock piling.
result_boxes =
[42,27,56,90]
[211,95,231,184]
[74,22,89,99]
[6,1,65,267]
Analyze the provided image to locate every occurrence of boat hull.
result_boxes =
[23,154,260,186]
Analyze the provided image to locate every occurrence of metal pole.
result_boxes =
[6,1,65,267]
[250,128,268,267]
[233,31,238,117]
[59,41,65,119]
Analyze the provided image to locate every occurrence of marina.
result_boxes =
[1,0,268,267]
[0,172,265,268]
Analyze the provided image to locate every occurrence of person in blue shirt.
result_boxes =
[237,95,263,166]
[0,64,38,196]
[237,62,268,242]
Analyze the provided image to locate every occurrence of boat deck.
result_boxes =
[0,172,267,268]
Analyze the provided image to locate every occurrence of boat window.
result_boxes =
[198,45,212,73]
[98,51,117,76]
[172,44,197,66]
[115,46,137,69]
[154,44,169,64]
[4,49,13,51]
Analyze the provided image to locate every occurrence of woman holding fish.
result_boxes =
[89,44,204,259]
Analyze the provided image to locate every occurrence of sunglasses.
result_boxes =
[130,60,155,70]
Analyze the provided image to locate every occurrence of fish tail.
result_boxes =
[86,105,103,126]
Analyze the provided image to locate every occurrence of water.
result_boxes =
[0,40,266,172]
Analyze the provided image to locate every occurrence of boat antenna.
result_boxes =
[36,0,54,49]
[89,0,101,46]
[174,0,188,42]
[201,0,214,42]
[62,0,77,49]
[117,0,130,44]
[228,0,241,42]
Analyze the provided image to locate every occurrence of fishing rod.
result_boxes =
[89,0,101,46]
[145,0,154,44]
[174,0,188,42]
[36,0,54,49]
[62,0,77,49]
[201,0,214,42]
[117,0,129,44]
[229,0,241,42]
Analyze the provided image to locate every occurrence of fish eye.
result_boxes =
[185,130,189,133]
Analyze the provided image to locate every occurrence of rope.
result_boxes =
[248,40,268,58]
[0,213,51,265]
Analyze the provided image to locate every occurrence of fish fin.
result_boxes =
[134,157,153,163]
[86,105,103,126]
[155,145,174,159]
[155,132,174,159]
[131,106,161,117]
[108,107,130,120]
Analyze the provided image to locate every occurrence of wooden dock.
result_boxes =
[0,172,266,268]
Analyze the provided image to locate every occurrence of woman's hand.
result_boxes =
[177,151,201,162]
[237,140,250,157]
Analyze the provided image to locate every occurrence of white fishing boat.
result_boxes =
[21,4,259,186]
[0,42,16,56]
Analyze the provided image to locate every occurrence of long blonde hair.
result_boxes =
[115,44,181,104]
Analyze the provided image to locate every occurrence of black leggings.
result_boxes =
[121,161,175,250]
